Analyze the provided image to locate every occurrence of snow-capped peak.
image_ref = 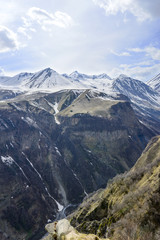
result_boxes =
[69,71,86,80]
[95,73,111,80]
[69,71,111,80]
[112,74,160,108]
[25,68,74,89]
[118,74,130,80]
[15,72,33,79]
[147,73,160,93]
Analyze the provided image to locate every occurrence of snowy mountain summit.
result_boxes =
[0,68,159,107]
[0,68,114,92]
[69,71,111,80]
[112,74,159,106]
[24,68,73,89]
[147,73,160,93]
[0,68,78,90]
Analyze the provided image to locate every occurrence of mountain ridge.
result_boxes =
[0,68,160,135]
[147,73,160,93]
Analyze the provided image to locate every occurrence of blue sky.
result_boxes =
[0,0,160,81]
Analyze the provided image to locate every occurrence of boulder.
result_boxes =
[44,219,108,240]
[56,219,75,239]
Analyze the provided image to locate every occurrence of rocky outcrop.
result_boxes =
[44,219,108,240]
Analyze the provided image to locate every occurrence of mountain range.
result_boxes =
[0,68,159,95]
[0,68,159,239]
[0,68,160,134]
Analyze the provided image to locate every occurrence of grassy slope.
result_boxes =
[69,135,160,240]
[58,90,123,118]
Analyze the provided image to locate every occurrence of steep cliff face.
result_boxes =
[0,89,154,239]
[57,90,153,193]
[69,135,160,240]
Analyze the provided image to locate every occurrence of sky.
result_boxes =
[0,0,160,81]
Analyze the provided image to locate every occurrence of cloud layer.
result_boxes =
[0,0,159,81]
[130,47,160,61]
[93,0,159,21]
[0,26,19,53]
[27,7,73,29]
[110,62,160,81]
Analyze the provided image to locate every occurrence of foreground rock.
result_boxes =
[44,219,108,240]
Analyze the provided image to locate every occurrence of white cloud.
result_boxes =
[145,47,160,61]
[111,49,131,56]
[130,47,160,61]
[0,26,19,53]
[93,0,132,15]
[109,46,160,80]
[27,7,73,29]
[0,67,5,76]
[18,27,32,39]
[93,0,152,21]
[0,0,159,79]
[109,62,160,81]
[129,48,142,53]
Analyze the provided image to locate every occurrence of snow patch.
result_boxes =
[21,116,38,128]
[22,152,63,211]
[1,155,29,181]
[11,103,23,111]
[72,172,88,196]
[45,187,64,211]
[10,142,14,148]
[1,156,14,166]
[55,147,62,156]
[53,102,60,125]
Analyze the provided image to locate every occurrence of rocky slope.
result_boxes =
[0,89,154,239]
[112,74,160,134]
[0,89,24,101]
[68,135,160,240]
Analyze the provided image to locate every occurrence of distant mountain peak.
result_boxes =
[95,73,111,79]
[17,72,32,76]
[44,67,52,71]
[69,71,111,80]
[43,67,57,73]
[147,73,160,93]
[39,67,57,74]
[69,71,85,79]
[118,74,130,80]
